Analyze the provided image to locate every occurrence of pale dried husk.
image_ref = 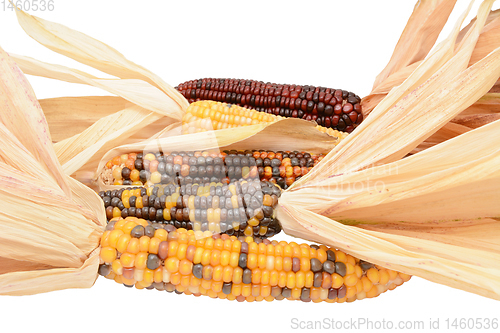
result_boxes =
[0,1,498,300]
[0,46,105,296]
[279,118,500,299]
[95,119,338,191]
[364,1,500,152]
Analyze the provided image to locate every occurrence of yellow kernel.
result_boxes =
[151,171,162,184]
[305,271,314,288]
[126,238,140,254]
[154,229,168,242]
[135,252,148,269]
[274,257,283,271]
[211,249,221,266]
[223,266,233,283]
[149,237,161,254]
[133,269,144,282]
[331,273,344,289]
[139,236,150,252]
[120,253,135,268]
[108,229,124,249]
[212,265,224,282]
[100,247,117,264]
[399,273,412,282]
[232,267,243,284]
[379,269,390,285]
[193,247,204,264]
[296,271,305,288]
[300,257,310,272]
[335,250,347,263]
[367,268,380,284]
[362,276,373,293]
[111,259,123,275]
[286,272,296,289]
[100,230,111,247]
[220,250,231,266]
[168,240,179,257]
[116,234,131,254]
[258,254,267,270]
[177,243,188,260]
[247,253,258,270]
[179,259,193,275]
[166,257,180,273]
[344,274,358,287]
[144,153,156,162]
[143,268,154,284]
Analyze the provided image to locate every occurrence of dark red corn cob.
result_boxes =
[175,78,363,133]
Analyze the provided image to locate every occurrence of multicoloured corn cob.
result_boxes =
[176,78,363,133]
[99,179,282,238]
[103,150,325,189]
[99,217,411,303]
[182,100,350,140]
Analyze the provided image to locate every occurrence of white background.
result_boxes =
[1,1,499,333]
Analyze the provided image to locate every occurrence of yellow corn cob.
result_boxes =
[99,217,411,303]
[182,100,349,142]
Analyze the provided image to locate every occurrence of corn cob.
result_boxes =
[182,100,350,140]
[176,78,363,133]
[99,179,283,238]
[103,150,325,189]
[99,217,411,303]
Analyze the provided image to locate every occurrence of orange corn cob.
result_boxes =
[99,217,411,303]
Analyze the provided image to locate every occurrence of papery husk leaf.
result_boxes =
[372,0,457,89]
[9,54,184,185]
[365,3,500,152]
[9,51,186,184]
[283,119,500,222]
[40,96,132,143]
[0,47,105,295]
[293,0,496,186]
[410,121,471,154]
[0,48,71,196]
[452,92,500,128]
[0,248,100,296]
[460,92,500,114]
[278,119,500,300]
[366,3,500,114]
[277,206,500,300]
[95,118,338,191]
[10,54,183,119]
[54,105,178,188]
[459,8,500,65]
[15,9,188,111]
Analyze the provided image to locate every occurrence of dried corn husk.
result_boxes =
[279,118,500,299]
[364,1,500,152]
[95,119,338,191]
[0,0,499,301]
[0,46,105,295]
[39,96,132,143]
